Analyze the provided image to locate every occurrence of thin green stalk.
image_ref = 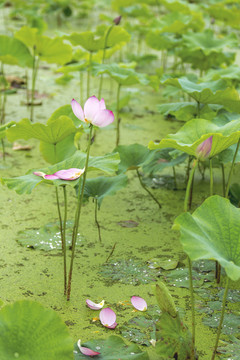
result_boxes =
[62,185,67,295]
[98,24,114,99]
[116,83,121,147]
[67,124,93,300]
[184,160,198,212]
[173,166,177,189]
[55,187,66,294]
[87,52,92,99]
[136,169,162,209]
[197,101,200,118]
[225,139,240,197]
[25,69,29,106]
[188,257,195,360]
[30,49,39,122]
[1,62,6,125]
[95,198,102,242]
[1,139,5,162]
[209,158,213,196]
[211,277,230,360]
[221,164,226,197]
[79,71,83,105]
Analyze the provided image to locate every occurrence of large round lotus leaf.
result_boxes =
[174,195,240,281]
[0,35,33,67]
[74,335,149,359]
[64,31,104,52]
[0,300,73,360]
[149,118,240,157]
[114,143,151,173]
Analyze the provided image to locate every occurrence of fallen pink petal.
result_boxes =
[77,339,100,356]
[131,296,147,311]
[105,321,117,329]
[54,168,85,180]
[86,299,105,310]
[71,96,114,128]
[99,308,116,328]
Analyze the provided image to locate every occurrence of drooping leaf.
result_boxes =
[84,174,128,208]
[155,312,192,359]
[174,195,240,281]
[155,283,177,317]
[115,144,151,173]
[142,148,187,174]
[0,35,33,67]
[1,151,120,194]
[0,300,73,360]
[149,118,240,158]
[74,335,149,359]
[0,121,16,140]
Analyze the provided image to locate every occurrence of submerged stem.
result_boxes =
[136,169,162,209]
[211,277,230,360]
[67,124,93,300]
[63,185,67,295]
[95,198,102,243]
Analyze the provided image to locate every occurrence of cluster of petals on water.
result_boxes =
[78,296,147,356]
[33,168,85,181]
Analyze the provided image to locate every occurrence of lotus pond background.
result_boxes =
[1,0,240,359]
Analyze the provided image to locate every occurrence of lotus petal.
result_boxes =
[77,339,100,356]
[71,99,85,122]
[55,168,85,180]
[105,321,117,329]
[33,171,45,177]
[99,98,106,110]
[43,174,59,180]
[196,136,212,160]
[92,109,114,128]
[84,96,101,122]
[99,308,116,327]
[131,296,147,311]
[86,299,105,310]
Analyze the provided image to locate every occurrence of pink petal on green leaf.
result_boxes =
[131,296,147,311]
[71,99,85,122]
[44,174,59,180]
[92,109,114,128]
[86,299,105,310]
[84,96,101,122]
[55,168,85,180]
[77,340,100,356]
[99,308,116,327]
[106,321,117,329]
[33,171,45,178]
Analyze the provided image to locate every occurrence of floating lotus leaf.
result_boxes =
[0,300,73,360]
[115,144,151,173]
[1,151,120,194]
[174,195,240,281]
[74,335,149,359]
[84,174,128,208]
[0,35,33,67]
[92,63,152,87]
[15,26,72,65]
[149,118,240,157]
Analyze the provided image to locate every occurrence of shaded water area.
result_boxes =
[0,6,240,360]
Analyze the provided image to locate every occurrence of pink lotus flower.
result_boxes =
[33,168,85,181]
[131,296,147,311]
[77,339,100,356]
[99,308,117,329]
[71,96,114,128]
[196,136,212,161]
[86,299,105,310]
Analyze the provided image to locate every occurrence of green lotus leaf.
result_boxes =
[120,3,152,18]
[155,283,177,317]
[206,3,240,29]
[115,144,151,173]
[0,35,33,67]
[159,0,196,14]
[0,300,73,360]
[162,77,240,112]
[143,149,187,174]
[146,30,181,51]
[229,183,240,208]
[57,61,88,75]
[1,151,120,194]
[84,174,128,208]
[47,104,81,127]
[174,195,240,281]
[64,31,104,52]
[74,335,149,359]
[106,26,131,48]
[155,312,192,359]
[149,118,240,157]
[157,102,218,121]
[153,12,200,34]
[92,63,152,86]
[40,134,77,164]
[15,26,72,65]
[0,121,16,140]
[204,65,240,83]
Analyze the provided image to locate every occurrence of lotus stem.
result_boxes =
[221,164,226,197]
[63,185,67,295]
[94,198,102,243]
[105,242,117,263]
[87,52,92,99]
[0,62,6,125]
[98,24,114,99]
[225,139,240,198]
[79,71,83,105]
[136,169,162,209]
[209,158,213,196]
[116,83,121,147]
[55,187,67,295]
[173,166,177,189]
[211,277,230,360]
[197,101,200,118]
[30,48,39,122]
[184,160,198,212]
[188,257,196,360]
[67,124,93,300]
